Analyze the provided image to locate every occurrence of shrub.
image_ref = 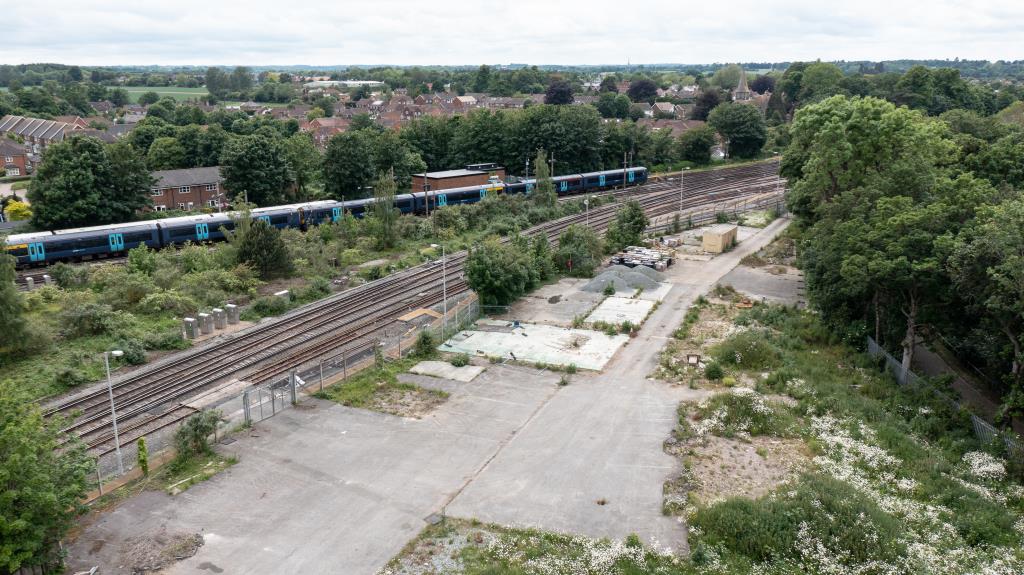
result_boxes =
[116,339,147,365]
[173,410,222,461]
[620,320,635,334]
[49,262,90,289]
[691,388,796,437]
[714,329,781,370]
[414,330,436,358]
[602,283,615,296]
[138,291,199,316]
[566,363,577,374]
[60,301,117,337]
[704,362,724,380]
[251,295,290,317]
[142,328,189,351]
[137,437,149,476]
[56,367,89,389]
[450,353,470,367]
[299,277,331,301]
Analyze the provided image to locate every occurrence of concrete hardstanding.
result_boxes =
[65,218,792,574]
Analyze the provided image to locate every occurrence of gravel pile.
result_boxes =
[582,266,663,292]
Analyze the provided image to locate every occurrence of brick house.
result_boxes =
[149,166,226,212]
[0,139,32,177]
[0,115,83,154]
[412,164,506,192]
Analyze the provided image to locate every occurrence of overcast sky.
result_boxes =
[4,1,1023,66]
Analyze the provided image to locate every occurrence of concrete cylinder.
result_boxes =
[42,274,52,285]
[198,313,213,335]
[225,304,240,324]
[212,308,226,329]
[25,277,34,290]
[274,289,290,301]
[183,317,198,339]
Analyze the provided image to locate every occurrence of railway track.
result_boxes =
[45,160,783,457]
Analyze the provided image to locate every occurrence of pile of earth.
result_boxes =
[581,265,664,293]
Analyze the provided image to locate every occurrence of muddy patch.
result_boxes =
[670,435,808,505]
[368,387,448,418]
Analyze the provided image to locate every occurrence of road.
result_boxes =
[65,219,791,574]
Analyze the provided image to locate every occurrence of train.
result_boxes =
[5,167,648,267]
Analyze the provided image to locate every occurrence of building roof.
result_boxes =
[416,168,494,179]
[0,115,76,141]
[152,166,223,189]
[0,139,28,156]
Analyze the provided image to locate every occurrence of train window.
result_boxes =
[271,215,289,225]
[126,232,153,242]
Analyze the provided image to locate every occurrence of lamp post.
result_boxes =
[104,349,125,475]
[430,243,447,337]
[584,196,590,227]
[678,166,691,216]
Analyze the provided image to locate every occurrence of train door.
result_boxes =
[194,223,210,241]
[479,189,487,200]
[27,242,46,263]
[628,171,635,183]
[437,193,448,207]
[525,183,533,194]
[256,215,271,224]
[107,233,125,252]
[332,207,342,222]
[599,174,606,187]
[559,181,568,193]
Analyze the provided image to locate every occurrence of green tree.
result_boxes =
[137,91,161,106]
[282,132,321,200]
[29,136,153,229]
[235,219,293,279]
[465,238,537,305]
[219,134,292,206]
[0,380,92,572]
[627,79,658,104]
[323,130,375,200]
[0,244,28,356]
[677,125,717,165]
[554,224,603,277]
[532,149,557,208]
[708,103,767,159]
[109,87,130,107]
[368,171,400,249]
[599,76,618,93]
[710,64,743,90]
[690,89,723,121]
[173,410,222,460]
[605,200,649,252]
[544,79,573,105]
[797,62,845,103]
[146,136,187,170]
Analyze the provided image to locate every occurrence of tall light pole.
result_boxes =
[678,166,691,215]
[584,196,590,227]
[431,243,447,337]
[104,349,125,475]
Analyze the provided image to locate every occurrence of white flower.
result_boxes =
[962,451,1006,481]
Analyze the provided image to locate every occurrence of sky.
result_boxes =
[4,0,1024,66]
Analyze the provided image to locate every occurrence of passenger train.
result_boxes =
[5,167,648,267]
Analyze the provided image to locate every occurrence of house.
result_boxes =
[0,139,33,177]
[0,115,84,153]
[573,95,599,106]
[148,166,226,212]
[54,116,91,129]
[452,95,477,109]
[483,97,528,109]
[412,163,506,192]
[651,102,676,117]
[90,101,114,114]
[303,117,351,148]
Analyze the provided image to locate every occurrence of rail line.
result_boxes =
[44,160,783,457]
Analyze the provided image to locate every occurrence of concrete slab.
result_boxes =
[636,283,673,302]
[718,265,805,306]
[439,320,627,370]
[65,365,563,575]
[409,360,484,383]
[585,297,655,326]
[495,277,603,328]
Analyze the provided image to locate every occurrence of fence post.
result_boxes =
[96,465,104,496]
[289,371,298,405]
[319,360,324,391]
[242,389,251,425]
[343,350,348,380]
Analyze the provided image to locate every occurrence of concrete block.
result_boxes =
[42,274,52,285]
[225,304,240,324]
[212,308,226,329]
[198,313,213,335]
[183,317,198,339]
[25,277,33,290]
[274,290,290,300]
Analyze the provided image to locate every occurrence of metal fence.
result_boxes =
[241,296,480,426]
[867,336,1023,462]
[646,193,788,235]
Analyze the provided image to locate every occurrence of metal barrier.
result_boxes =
[240,296,480,426]
[646,193,787,235]
[867,336,1023,461]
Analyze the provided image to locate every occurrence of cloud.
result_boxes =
[3,0,1023,65]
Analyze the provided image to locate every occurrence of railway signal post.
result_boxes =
[104,349,126,475]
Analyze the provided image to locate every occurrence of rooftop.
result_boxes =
[152,166,223,188]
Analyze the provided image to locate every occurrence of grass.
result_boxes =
[159,452,237,495]
[121,86,209,102]
[11,180,29,191]
[313,355,447,411]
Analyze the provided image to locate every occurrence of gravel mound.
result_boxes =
[622,271,661,290]
[626,265,665,282]
[581,272,630,293]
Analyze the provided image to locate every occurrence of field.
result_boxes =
[121,86,208,102]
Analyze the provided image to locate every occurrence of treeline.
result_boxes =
[783,94,1024,425]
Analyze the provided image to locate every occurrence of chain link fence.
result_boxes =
[867,336,1023,462]
[240,296,480,426]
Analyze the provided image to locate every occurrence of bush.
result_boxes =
[620,320,635,334]
[450,353,470,367]
[704,362,724,380]
[60,301,117,337]
[56,367,89,389]
[692,388,797,437]
[414,330,437,358]
[138,291,199,316]
[713,329,781,370]
[299,277,331,301]
[116,339,147,365]
[49,262,90,289]
[603,283,615,296]
[142,328,189,351]
[173,410,222,461]
[251,295,290,317]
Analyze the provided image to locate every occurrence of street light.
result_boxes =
[584,196,590,228]
[430,243,447,338]
[104,349,125,475]
[678,166,691,216]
